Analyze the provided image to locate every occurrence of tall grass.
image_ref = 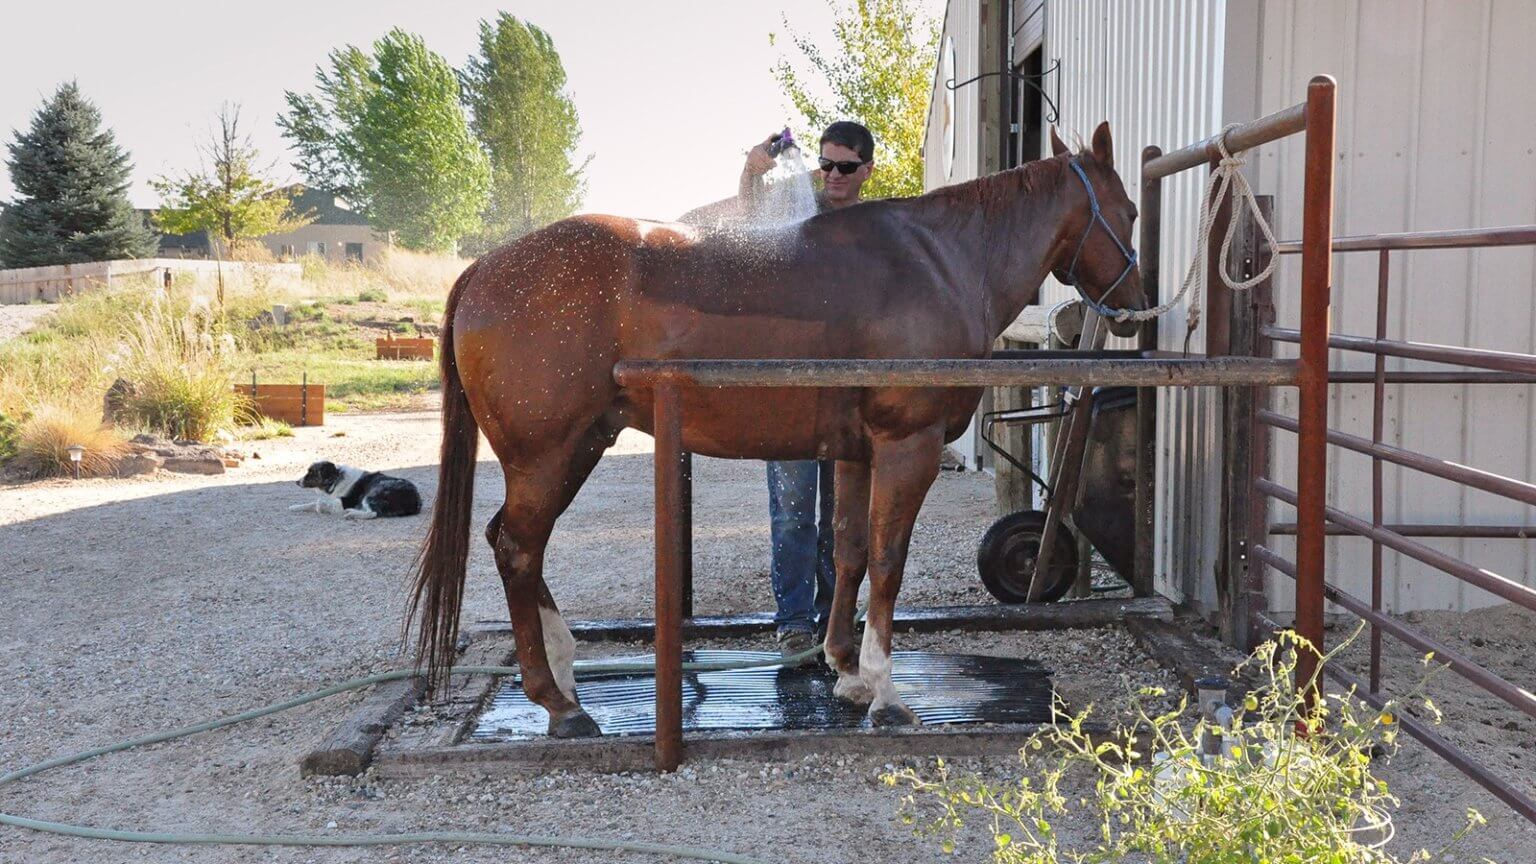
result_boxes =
[117,295,245,441]
[10,403,130,478]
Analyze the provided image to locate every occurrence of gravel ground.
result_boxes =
[0,302,54,343]
[1,409,1529,862]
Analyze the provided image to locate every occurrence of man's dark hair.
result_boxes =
[819,121,875,162]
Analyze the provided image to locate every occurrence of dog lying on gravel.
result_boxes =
[290,461,422,520]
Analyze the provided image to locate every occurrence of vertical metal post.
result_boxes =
[680,452,694,620]
[1246,210,1277,649]
[1294,76,1337,704]
[1205,158,1236,358]
[652,383,685,771]
[301,370,309,427]
[1221,196,1269,647]
[1134,146,1164,597]
[1370,250,1389,693]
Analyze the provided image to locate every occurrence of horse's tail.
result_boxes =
[406,262,481,689]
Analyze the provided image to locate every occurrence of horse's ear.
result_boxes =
[1049,126,1070,157]
[1090,121,1114,168]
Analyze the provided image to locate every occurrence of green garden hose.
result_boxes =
[0,646,828,863]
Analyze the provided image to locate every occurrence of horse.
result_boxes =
[408,122,1145,736]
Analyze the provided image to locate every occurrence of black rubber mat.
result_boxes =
[470,650,1054,742]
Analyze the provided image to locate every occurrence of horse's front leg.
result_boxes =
[860,426,943,727]
[826,459,871,703]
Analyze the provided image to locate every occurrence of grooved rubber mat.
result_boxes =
[470,650,1054,741]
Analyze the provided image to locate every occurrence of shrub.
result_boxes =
[11,404,129,478]
[358,287,389,303]
[887,630,1484,863]
[0,411,19,465]
[117,297,243,442]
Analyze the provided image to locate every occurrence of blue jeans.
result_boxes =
[767,460,836,634]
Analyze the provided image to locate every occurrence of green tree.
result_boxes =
[772,0,938,199]
[279,29,489,252]
[0,82,157,268]
[151,104,311,256]
[460,12,588,253]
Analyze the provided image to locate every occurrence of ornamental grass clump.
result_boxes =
[886,630,1487,863]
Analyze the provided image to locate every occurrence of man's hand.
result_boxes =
[742,133,779,177]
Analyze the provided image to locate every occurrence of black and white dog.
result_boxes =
[291,461,422,520]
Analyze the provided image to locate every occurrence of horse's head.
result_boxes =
[1049,122,1146,338]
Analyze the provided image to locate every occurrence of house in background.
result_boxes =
[261,187,391,264]
[138,187,391,263]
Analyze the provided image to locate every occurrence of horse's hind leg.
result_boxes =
[488,422,614,738]
[860,427,943,727]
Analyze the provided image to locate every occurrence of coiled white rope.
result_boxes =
[1118,124,1281,342]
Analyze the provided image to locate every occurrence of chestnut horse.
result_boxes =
[409,123,1145,736]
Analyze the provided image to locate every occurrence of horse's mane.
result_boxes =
[909,156,1069,222]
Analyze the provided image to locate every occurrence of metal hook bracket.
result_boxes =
[945,58,1061,124]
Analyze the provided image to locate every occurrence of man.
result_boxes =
[739,120,877,659]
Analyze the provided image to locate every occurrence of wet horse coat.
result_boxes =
[410,124,1145,735]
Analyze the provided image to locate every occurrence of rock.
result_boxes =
[114,452,162,477]
[102,379,138,425]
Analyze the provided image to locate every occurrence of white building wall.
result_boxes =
[1046,0,1230,609]
[1243,0,1536,614]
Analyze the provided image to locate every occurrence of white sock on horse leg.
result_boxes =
[539,605,578,703]
[858,621,902,710]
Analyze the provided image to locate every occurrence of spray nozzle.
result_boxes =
[766,127,797,157]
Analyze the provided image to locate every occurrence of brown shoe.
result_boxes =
[775,629,818,666]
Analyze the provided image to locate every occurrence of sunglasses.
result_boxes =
[817,157,867,175]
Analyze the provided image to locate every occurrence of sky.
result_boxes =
[0,0,946,223]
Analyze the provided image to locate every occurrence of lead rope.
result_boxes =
[1104,124,1281,354]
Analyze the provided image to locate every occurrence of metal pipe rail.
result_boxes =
[1252,544,1536,723]
[1326,665,1536,823]
[1142,103,1307,181]
[1257,409,1536,507]
[1254,477,1536,613]
[1273,224,1536,254]
[613,357,1300,389]
[1264,327,1536,376]
[1269,523,1536,539]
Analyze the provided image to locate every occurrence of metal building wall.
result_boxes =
[1044,0,1231,609]
[1242,0,1536,614]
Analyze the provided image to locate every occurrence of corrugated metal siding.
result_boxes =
[1045,0,1229,608]
[1250,0,1536,614]
[924,0,986,194]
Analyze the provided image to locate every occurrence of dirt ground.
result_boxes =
[1,408,1532,862]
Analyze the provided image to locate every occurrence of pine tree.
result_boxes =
[460,13,588,253]
[0,82,157,268]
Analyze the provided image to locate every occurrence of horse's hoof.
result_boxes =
[548,708,602,738]
[833,674,874,705]
[869,702,921,727]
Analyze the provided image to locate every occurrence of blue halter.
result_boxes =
[1060,160,1139,320]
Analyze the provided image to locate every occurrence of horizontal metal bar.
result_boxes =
[1263,327,1536,376]
[1328,370,1536,384]
[1143,103,1307,180]
[613,358,1301,389]
[1258,409,1536,507]
[990,348,1146,360]
[1255,477,1536,612]
[1253,544,1536,722]
[1325,665,1536,824]
[1270,523,1536,539]
[1274,224,1536,254]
